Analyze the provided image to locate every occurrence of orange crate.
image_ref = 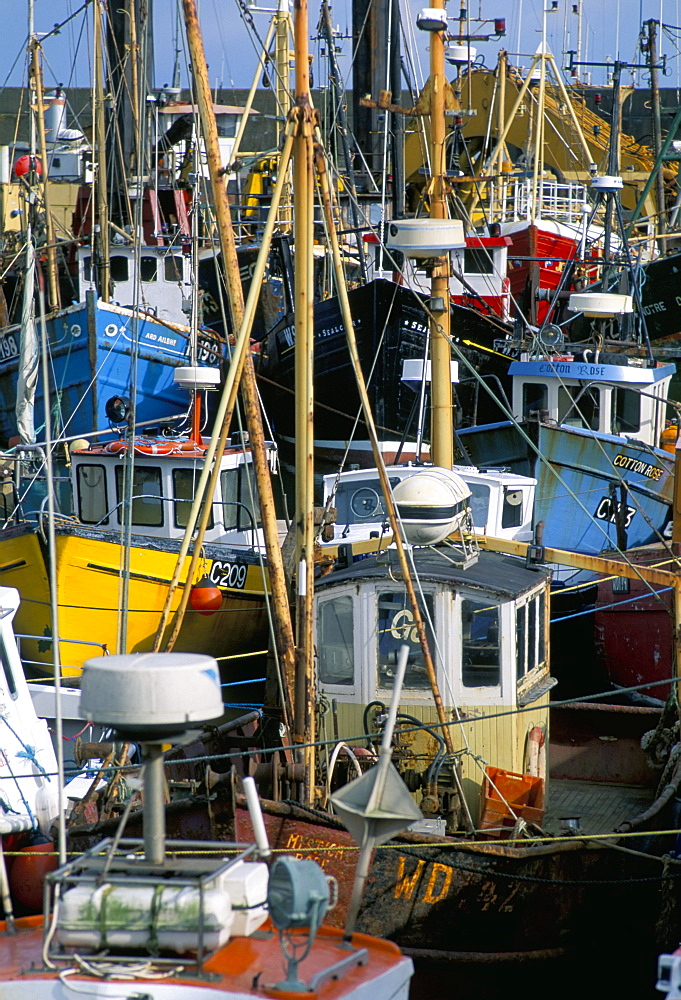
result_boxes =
[479,766,545,834]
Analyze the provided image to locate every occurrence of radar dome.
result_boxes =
[79,652,223,740]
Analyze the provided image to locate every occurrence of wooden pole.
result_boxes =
[180,0,297,717]
[291,0,317,803]
[94,0,110,301]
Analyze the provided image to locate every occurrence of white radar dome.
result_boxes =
[393,468,472,545]
[79,652,224,740]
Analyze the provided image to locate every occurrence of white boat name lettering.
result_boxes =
[613,454,663,481]
[643,300,667,315]
[595,496,636,528]
[208,559,248,590]
[144,333,176,347]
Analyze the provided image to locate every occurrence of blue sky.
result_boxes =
[4,1,681,97]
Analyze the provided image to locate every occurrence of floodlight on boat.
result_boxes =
[387,218,466,257]
[267,856,332,992]
[393,468,472,545]
[402,358,459,385]
[173,366,221,391]
[568,292,633,318]
[417,7,448,31]
[590,175,623,192]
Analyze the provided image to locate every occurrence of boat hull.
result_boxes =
[456,420,674,557]
[257,279,512,469]
[0,523,269,676]
[0,293,223,443]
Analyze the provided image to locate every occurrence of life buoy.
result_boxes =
[134,441,174,455]
[104,439,175,456]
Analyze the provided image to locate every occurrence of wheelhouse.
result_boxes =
[70,439,274,549]
[510,357,675,447]
[315,549,553,820]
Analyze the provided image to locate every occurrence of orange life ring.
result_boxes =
[134,441,175,455]
[105,439,175,456]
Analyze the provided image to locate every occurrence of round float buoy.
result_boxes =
[189,577,222,615]
[393,468,472,545]
[13,155,42,177]
[9,835,58,913]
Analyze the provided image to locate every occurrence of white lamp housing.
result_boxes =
[173,366,221,391]
[417,7,448,31]
[568,292,633,317]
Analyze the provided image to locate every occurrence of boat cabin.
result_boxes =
[70,437,272,550]
[76,245,193,324]
[510,356,675,448]
[323,464,536,545]
[363,232,511,321]
[316,548,553,825]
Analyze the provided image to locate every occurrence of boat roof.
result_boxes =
[317,548,551,600]
[509,358,676,384]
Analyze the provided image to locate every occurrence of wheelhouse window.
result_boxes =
[612,387,641,434]
[140,256,158,282]
[516,591,546,681]
[558,385,600,429]
[77,464,109,525]
[318,595,354,685]
[467,482,490,529]
[221,467,259,532]
[110,256,129,282]
[164,256,183,282]
[462,597,500,687]
[115,465,164,527]
[173,468,214,529]
[463,248,494,275]
[333,477,400,526]
[501,488,524,528]
[522,383,548,417]
[376,590,435,690]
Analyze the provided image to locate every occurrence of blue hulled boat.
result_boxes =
[455,349,676,581]
[0,245,223,443]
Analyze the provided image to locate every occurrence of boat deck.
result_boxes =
[543,778,653,837]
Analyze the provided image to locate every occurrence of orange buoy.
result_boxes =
[189,577,222,615]
[9,836,58,913]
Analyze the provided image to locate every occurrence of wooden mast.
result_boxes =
[180,0,297,720]
[94,0,110,302]
[291,0,317,803]
[428,0,454,470]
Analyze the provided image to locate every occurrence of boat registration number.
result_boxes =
[595,496,636,529]
[208,559,248,590]
[0,334,19,361]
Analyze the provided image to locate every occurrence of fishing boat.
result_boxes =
[454,293,676,585]
[0,647,414,1000]
[64,5,680,991]
[0,364,275,678]
[0,7,231,447]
